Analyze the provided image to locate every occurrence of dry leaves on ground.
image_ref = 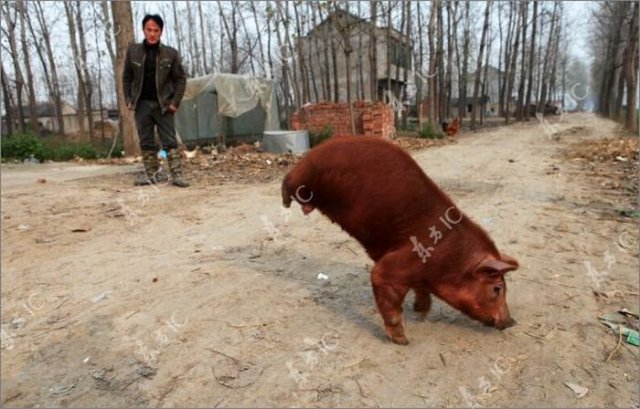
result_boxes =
[562,136,639,198]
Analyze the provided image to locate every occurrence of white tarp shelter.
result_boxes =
[175,73,280,144]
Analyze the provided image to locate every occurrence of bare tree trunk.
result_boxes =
[305,3,319,101]
[171,2,184,63]
[436,0,445,124]
[481,11,494,125]
[198,1,209,74]
[369,0,378,102]
[417,2,425,127]
[293,1,309,105]
[111,0,139,156]
[341,4,356,134]
[33,1,64,134]
[310,4,326,100]
[471,0,491,129]
[283,2,300,109]
[282,3,298,102]
[444,1,454,121]
[547,5,562,106]
[101,1,117,97]
[394,1,406,125]
[238,4,256,76]
[402,0,412,128]
[625,2,639,132]
[75,1,95,141]
[275,1,291,126]
[1,64,15,135]
[217,1,240,73]
[331,33,339,102]
[25,7,55,118]
[357,0,365,101]
[505,1,523,124]
[1,2,26,132]
[536,3,545,108]
[524,0,538,120]
[385,1,392,101]
[266,3,274,80]
[500,2,515,117]
[317,5,331,101]
[452,1,460,120]
[428,0,438,123]
[185,1,199,76]
[90,2,106,145]
[17,0,40,135]
[515,1,528,121]
[459,0,470,119]
[250,1,267,77]
[219,7,225,71]
[615,47,627,120]
[603,2,629,115]
[497,3,503,117]
[538,2,558,113]
[610,5,629,120]
[63,1,87,137]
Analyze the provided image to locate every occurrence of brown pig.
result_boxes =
[282,136,519,344]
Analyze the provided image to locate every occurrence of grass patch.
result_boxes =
[418,122,445,139]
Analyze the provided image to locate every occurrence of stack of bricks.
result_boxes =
[290,101,394,139]
[361,102,395,139]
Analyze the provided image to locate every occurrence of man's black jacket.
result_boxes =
[123,42,187,113]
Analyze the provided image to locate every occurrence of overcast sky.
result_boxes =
[1,1,604,107]
[563,1,597,64]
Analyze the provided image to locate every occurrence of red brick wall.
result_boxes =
[291,101,395,139]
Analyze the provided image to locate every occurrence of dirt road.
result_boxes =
[2,113,638,407]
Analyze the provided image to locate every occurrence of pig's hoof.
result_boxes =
[388,334,409,345]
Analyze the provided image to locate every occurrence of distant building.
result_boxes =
[2,101,111,136]
[297,9,413,103]
[451,65,505,114]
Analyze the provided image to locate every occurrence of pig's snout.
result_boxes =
[495,317,516,330]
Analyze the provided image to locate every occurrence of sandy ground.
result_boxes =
[1,113,638,408]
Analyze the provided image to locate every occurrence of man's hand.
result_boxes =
[127,102,134,111]
[166,104,178,114]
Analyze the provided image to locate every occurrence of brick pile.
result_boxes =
[291,101,395,139]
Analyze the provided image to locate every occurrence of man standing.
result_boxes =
[123,14,189,187]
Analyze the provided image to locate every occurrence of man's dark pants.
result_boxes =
[135,99,178,151]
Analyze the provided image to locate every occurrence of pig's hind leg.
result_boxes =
[371,262,410,345]
[413,287,432,320]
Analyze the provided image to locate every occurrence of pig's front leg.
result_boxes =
[413,287,432,320]
[371,264,410,345]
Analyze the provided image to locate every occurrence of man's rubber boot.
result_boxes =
[168,149,190,188]
[134,150,161,186]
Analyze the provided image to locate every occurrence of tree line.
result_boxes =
[1,1,637,156]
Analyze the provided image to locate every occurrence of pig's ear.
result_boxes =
[474,258,518,278]
[500,254,519,270]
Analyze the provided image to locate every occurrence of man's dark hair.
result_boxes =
[142,14,164,31]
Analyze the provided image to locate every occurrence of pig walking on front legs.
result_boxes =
[282,136,519,344]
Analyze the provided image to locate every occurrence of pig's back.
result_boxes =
[301,136,455,259]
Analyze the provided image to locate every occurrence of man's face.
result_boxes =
[143,20,162,45]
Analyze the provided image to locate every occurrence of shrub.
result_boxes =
[45,142,97,161]
[1,132,97,161]
[418,122,445,139]
[1,132,45,160]
[308,126,333,147]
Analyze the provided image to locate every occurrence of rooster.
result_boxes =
[441,117,461,136]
